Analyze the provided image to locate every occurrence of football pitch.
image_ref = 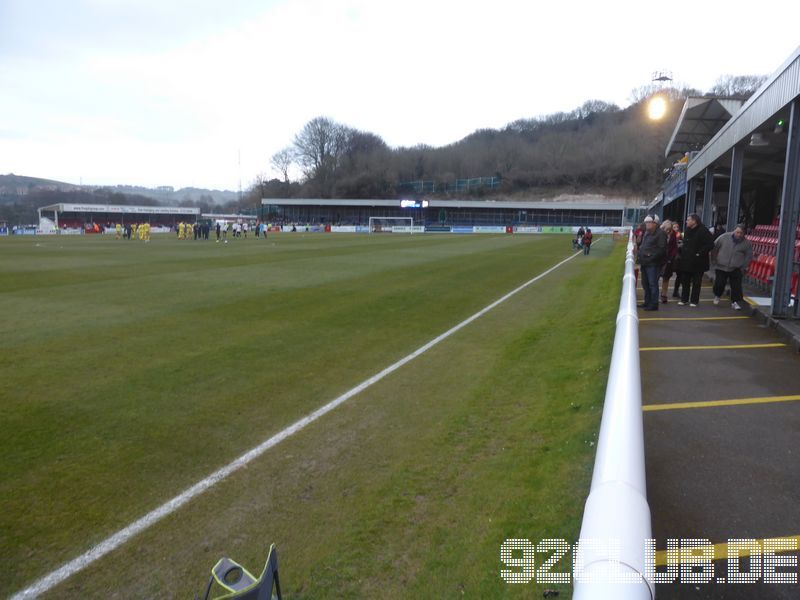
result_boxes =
[0,232,622,598]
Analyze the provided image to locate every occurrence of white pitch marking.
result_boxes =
[11,244,589,599]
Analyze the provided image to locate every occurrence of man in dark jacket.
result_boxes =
[678,213,715,306]
[638,215,667,310]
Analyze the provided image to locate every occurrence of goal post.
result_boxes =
[368,216,414,234]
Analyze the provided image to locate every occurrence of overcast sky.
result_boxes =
[1,0,798,190]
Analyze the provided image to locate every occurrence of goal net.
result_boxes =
[368,216,414,234]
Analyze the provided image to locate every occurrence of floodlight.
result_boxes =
[647,96,667,120]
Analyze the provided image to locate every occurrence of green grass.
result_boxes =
[0,232,624,598]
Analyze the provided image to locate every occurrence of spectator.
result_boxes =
[632,221,645,284]
[671,222,683,298]
[582,228,593,255]
[712,225,753,311]
[633,223,645,252]
[677,213,715,307]
[576,226,585,250]
[659,220,678,304]
[637,216,667,311]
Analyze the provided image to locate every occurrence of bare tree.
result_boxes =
[292,117,349,194]
[709,74,768,97]
[577,99,620,119]
[252,172,269,201]
[270,147,295,183]
[629,84,662,104]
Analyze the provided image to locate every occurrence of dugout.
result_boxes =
[653,45,800,319]
[37,202,201,233]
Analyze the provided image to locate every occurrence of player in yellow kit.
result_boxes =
[144,222,151,242]
[178,222,186,240]
[115,223,121,239]
[187,222,193,240]
[132,223,138,240]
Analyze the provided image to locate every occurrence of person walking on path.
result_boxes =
[637,216,667,311]
[582,228,593,255]
[711,225,753,311]
[575,226,585,250]
[659,219,678,304]
[677,213,714,307]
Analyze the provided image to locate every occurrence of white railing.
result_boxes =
[573,233,654,599]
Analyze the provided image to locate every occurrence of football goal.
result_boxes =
[368,216,414,234]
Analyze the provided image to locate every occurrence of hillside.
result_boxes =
[261,76,767,202]
[0,175,240,224]
[258,95,685,203]
[0,174,82,195]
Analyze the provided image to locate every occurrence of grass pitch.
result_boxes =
[0,232,623,598]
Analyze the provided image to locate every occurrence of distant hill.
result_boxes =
[0,174,239,205]
[260,96,686,203]
[103,184,240,205]
[0,174,81,195]
[262,76,766,202]
[0,175,245,225]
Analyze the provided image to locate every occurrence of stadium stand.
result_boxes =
[745,222,800,299]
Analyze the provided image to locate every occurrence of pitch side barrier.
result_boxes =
[299,225,624,234]
[572,232,654,599]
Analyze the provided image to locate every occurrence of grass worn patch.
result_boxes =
[0,233,623,598]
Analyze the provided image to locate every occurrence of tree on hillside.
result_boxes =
[252,173,270,201]
[255,76,755,200]
[270,147,295,183]
[293,117,349,195]
[577,99,620,117]
[709,74,768,97]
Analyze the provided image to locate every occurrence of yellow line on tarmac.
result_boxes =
[637,297,754,305]
[655,534,800,567]
[640,343,785,351]
[643,394,800,412]
[639,316,749,322]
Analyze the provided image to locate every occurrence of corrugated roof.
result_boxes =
[687,45,800,180]
[665,96,744,158]
[38,203,201,215]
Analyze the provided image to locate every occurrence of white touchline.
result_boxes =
[11,243,592,599]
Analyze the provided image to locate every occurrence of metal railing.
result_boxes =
[573,233,654,599]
